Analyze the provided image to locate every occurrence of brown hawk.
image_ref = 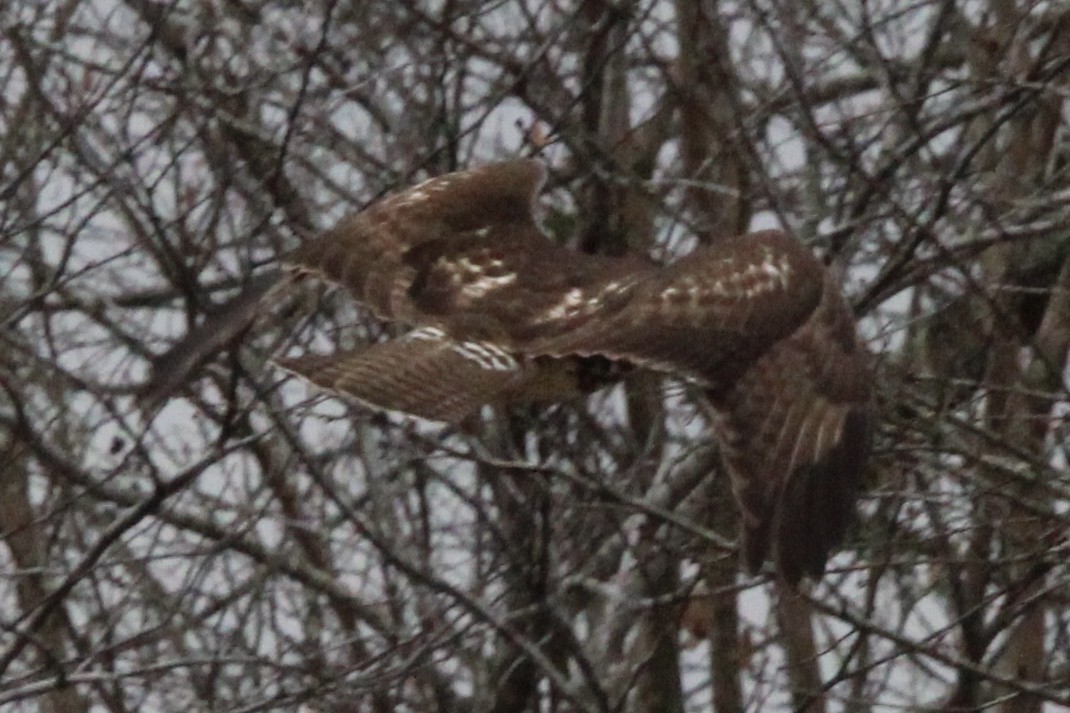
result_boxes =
[277,160,874,584]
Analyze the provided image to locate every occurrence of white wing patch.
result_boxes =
[393,172,462,208]
[460,273,518,299]
[536,277,640,325]
[449,341,520,372]
[404,327,519,373]
[407,327,450,342]
[600,278,637,296]
[659,253,794,306]
[438,255,519,300]
[738,253,793,297]
[399,188,429,206]
[540,288,588,322]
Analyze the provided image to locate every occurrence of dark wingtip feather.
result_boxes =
[742,510,775,577]
[774,405,874,585]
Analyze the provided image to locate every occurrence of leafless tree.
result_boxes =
[2,1,1068,711]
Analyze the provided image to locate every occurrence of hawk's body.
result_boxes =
[279,160,874,583]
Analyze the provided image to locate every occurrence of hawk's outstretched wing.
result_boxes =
[279,159,874,583]
[521,230,828,388]
[276,328,528,423]
[709,272,873,582]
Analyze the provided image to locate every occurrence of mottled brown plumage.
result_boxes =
[280,159,874,583]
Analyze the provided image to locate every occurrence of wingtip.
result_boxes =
[771,404,873,585]
[435,159,547,229]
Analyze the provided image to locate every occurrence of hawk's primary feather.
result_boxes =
[279,159,875,583]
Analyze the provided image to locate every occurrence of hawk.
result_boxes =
[278,160,874,584]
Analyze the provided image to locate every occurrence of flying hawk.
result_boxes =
[278,160,874,584]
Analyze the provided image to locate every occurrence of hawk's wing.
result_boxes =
[502,233,873,582]
[286,159,656,339]
[710,274,874,582]
[518,230,828,389]
[281,159,651,421]
[275,327,529,423]
[289,162,830,387]
[284,160,553,324]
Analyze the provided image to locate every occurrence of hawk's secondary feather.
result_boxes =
[709,270,873,582]
[278,159,875,583]
[276,328,527,423]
